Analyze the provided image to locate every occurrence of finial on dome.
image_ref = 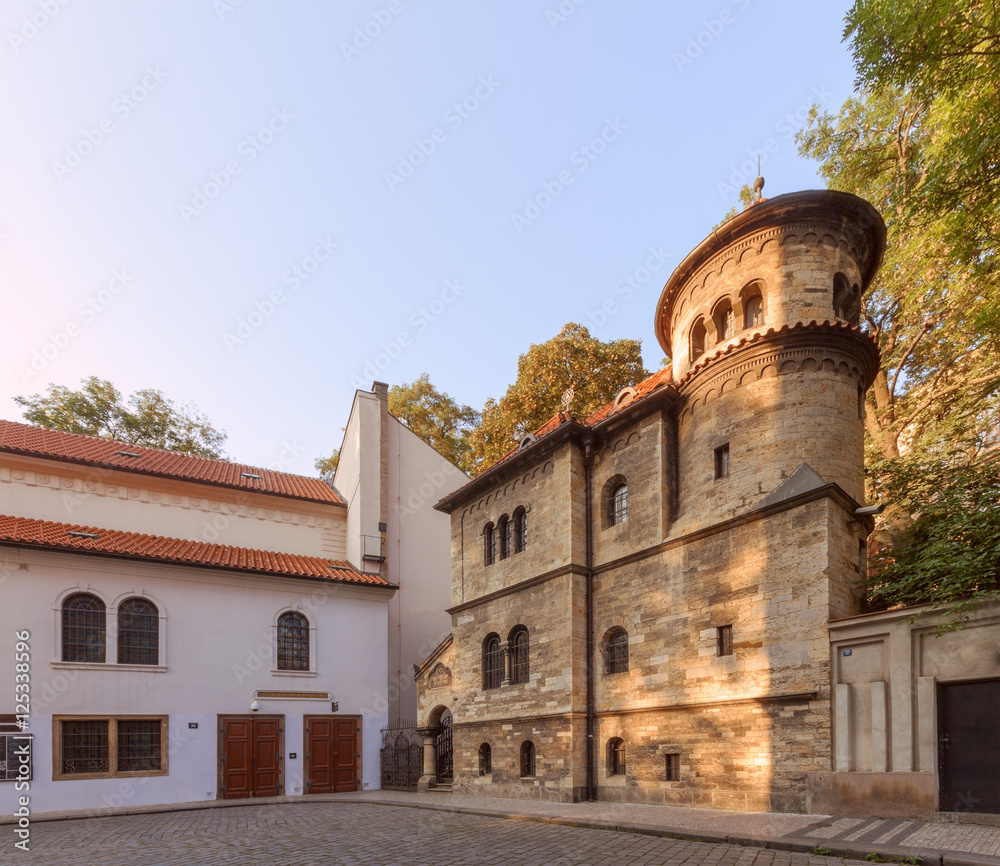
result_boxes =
[752,156,765,205]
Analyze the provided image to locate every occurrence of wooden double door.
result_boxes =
[220,716,283,799]
[304,715,359,794]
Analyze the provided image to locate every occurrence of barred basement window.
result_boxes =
[665,752,680,782]
[717,624,733,657]
[276,611,310,671]
[483,634,503,690]
[604,627,629,675]
[62,593,106,663]
[55,717,167,780]
[607,737,626,776]
[117,598,158,665]
[513,507,527,553]
[510,627,529,684]
[714,443,730,479]
[478,743,492,776]
[520,740,536,777]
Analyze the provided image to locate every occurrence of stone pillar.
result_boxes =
[416,727,437,792]
[834,682,852,772]
[501,641,512,686]
[871,681,888,772]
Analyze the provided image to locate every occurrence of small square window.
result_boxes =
[665,752,680,782]
[716,624,733,657]
[714,444,730,479]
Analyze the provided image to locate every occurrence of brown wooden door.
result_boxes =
[220,716,283,799]
[332,718,358,792]
[304,718,334,795]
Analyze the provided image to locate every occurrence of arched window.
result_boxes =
[604,627,629,675]
[741,282,764,328]
[483,523,497,565]
[510,627,529,684]
[712,299,734,343]
[520,740,536,777]
[276,611,310,671]
[513,507,527,554]
[478,743,492,776]
[498,515,511,559]
[117,598,158,666]
[833,273,861,326]
[607,737,626,776]
[62,593,106,662]
[484,523,496,566]
[609,483,628,526]
[483,633,503,690]
[690,317,706,362]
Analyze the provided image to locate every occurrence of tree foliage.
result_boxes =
[796,0,1000,622]
[15,376,227,459]
[388,374,480,474]
[867,455,1000,627]
[469,323,648,471]
[314,450,339,479]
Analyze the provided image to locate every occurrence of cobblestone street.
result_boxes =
[2,803,872,866]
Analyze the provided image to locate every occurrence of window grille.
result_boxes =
[62,593,106,663]
[514,509,527,553]
[714,444,730,479]
[117,598,158,665]
[608,738,626,776]
[520,741,535,777]
[511,629,529,684]
[605,628,629,674]
[478,743,492,776]
[609,483,628,526]
[499,516,511,559]
[484,524,496,565]
[277,611,310,671]
[117,720,161,773]
[61,720,109,774]
[483,635,503,690]
[0,734,32,782]
[665,752,680,782]
[717,624,733,657]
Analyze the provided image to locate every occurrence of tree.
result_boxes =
[469,323,648,470]
[15,377,227,459]
[388,374,480,475]
[314,450,339,479]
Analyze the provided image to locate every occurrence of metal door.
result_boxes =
[938,679,1000,814]
[436,710,453,781]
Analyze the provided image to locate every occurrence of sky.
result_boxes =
[0,0,860,476]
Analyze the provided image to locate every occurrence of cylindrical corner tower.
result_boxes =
[654,190,884,531]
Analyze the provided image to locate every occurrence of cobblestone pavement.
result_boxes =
[791,816,1000,858]
[2,803,873,866]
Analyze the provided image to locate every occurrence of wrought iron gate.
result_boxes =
[435,710,453,781]
[379,723,422,791]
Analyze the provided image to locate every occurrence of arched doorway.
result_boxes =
[435,709,453,782]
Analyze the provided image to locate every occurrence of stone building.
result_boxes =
[416,188,889,812]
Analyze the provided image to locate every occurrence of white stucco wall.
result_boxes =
[0,548,391,814]
[333,391,382,571]
[0,454,347,559]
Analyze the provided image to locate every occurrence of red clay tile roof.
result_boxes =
[0,513,388,586]
[0,419,342,506]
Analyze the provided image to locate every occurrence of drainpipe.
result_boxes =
[584,435,596,801]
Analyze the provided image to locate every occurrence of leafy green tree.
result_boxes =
[469,323,648,471]
[388,374,480,474]
[314,450,339,478]
[15,377,227,459]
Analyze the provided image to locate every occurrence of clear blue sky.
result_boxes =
[1,0,858,475]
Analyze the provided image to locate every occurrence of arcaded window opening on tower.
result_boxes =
[712,298,734,343]
[483,522,496,565]
[833,272,861,326]
[741,281,764,328]
[482,634,502,689]
[498,514,511,559]
[513,507,527,553]
[690,317,706,362]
